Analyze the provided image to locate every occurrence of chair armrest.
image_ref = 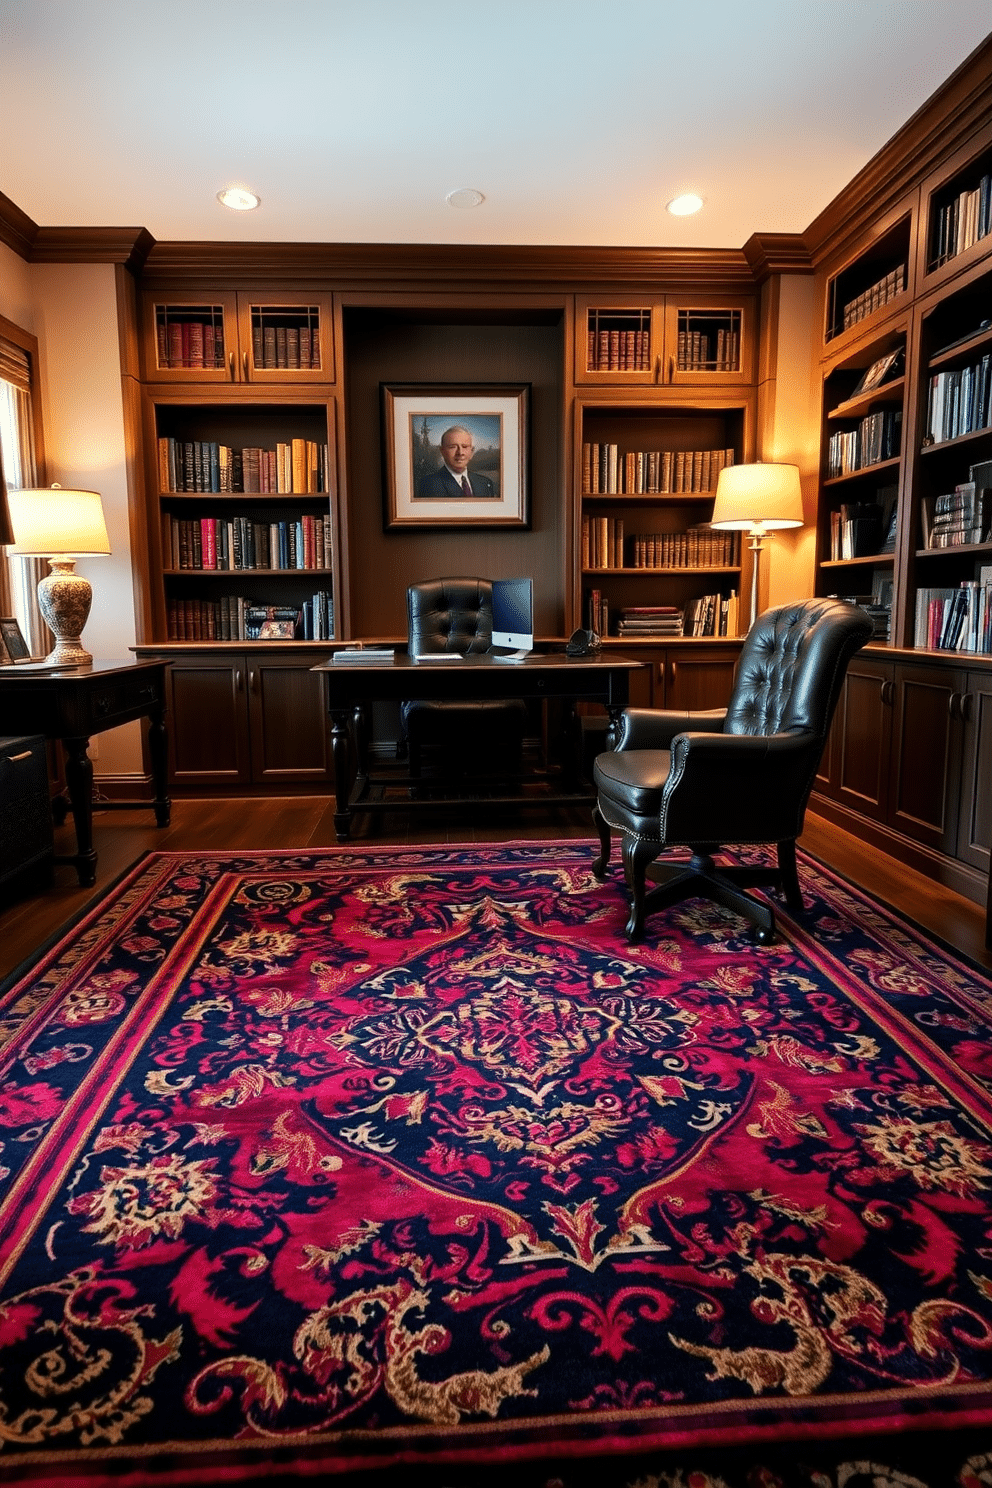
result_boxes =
[662,730,819,843]
[617,707,726,751]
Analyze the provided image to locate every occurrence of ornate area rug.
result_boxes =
[3,841,992,1486]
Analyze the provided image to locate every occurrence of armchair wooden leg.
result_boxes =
[591,803,612,878]
[778,839,804,914]
[621,836,656,942]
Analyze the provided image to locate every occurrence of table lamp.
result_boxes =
[710,462,804,629]
[6,483,111,664]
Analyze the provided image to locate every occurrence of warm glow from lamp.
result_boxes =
[710,463,803,628]
[7,484,111,665]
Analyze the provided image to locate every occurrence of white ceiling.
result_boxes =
[1,0,990,250]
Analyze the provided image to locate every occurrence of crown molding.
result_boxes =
[30,227,154,271]
[805,34,992,268]
[741,233,813,281]
[0,189,38,259]
[138,240,761,293]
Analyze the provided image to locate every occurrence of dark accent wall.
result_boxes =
[343,311,565,638]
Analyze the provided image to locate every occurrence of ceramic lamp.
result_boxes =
[6,484,111,665]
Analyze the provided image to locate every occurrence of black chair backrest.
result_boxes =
[724,598,874,740]
[407,578,494,656]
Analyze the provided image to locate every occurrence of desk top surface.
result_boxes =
[313,652,643,673]
[0,657,166,686]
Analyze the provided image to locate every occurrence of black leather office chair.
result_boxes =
[592,598,873,943]
[401,578,527,783]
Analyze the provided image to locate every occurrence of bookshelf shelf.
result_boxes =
[821,553,895,569]
[823,456,902,486]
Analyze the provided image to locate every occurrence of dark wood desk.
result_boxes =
[0,658,171,886]
[314,650,642,841]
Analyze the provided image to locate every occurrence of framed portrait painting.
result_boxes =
[382,383,529,529]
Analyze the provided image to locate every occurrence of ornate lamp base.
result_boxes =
[37,558,94,666]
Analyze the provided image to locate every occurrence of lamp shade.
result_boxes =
[710,463,804,531]
[6,484,111,556]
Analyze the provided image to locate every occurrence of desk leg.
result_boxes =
[148,708,172,827]
[330,708,354,841]
[62,735,97,887]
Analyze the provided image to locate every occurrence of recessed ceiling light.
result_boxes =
[446,188,485,209]
[667,193,704,217]
[217,186,260,212]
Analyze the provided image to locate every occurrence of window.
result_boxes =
[0,316,47,655]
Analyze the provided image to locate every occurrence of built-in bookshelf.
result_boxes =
[815,322,909,643]
[909,250,992,655]
[575,296,753,386]
[926,141,992,273]
[824,216,912,343]
[143,394,338,644]
[577,400,749,640]
[141,292,334,384]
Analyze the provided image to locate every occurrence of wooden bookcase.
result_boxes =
[575,395,752,643]
[140,290,334,384]
[140,387,340,646]
[811,118,992,904]
[574,294,754,387]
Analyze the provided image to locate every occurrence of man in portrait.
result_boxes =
[416,425,496,500]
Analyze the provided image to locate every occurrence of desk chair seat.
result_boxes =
[592,598,873,943]
[401,578,526,782]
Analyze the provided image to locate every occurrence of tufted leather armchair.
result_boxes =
[592,598,873,943]
[401,578,527,782]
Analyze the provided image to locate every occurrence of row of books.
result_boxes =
[676,329,740,372]
[842,264,906,332]
[915,574,992,653]
[826,409,902,478]
[615,605,684,637]
[251,322,321,371]
[581,516,740,571]
[165,515,333,572]
[829,578,893,641]
[156,318,226,371]
[586,329,651,373]
[166,593,334,643]
[683,591,739,638]
[921,480,991,549]
[930,173,992,268]
[925,354,992,445]
[158,437,330,494]
[583,444,735,495]
[584,590,739,639]
[630,527,740,570]
[828,494,897,560]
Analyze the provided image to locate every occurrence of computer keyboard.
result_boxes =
[491,653,527,664]
[412,652,463,662]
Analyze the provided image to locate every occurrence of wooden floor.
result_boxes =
[1,792,990,981]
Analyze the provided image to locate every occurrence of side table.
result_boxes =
[0,658,171,887]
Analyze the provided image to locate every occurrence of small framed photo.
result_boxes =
[382,383,530,529]
[851,348,904,397]
[0,617,30,661]
[257,619,297,639]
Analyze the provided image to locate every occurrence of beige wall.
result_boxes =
[1,255,142,778]
[760,272,820,608]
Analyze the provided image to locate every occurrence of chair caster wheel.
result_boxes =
[753,924,775,945]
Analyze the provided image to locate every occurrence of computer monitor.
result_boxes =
[490,576,533,660]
